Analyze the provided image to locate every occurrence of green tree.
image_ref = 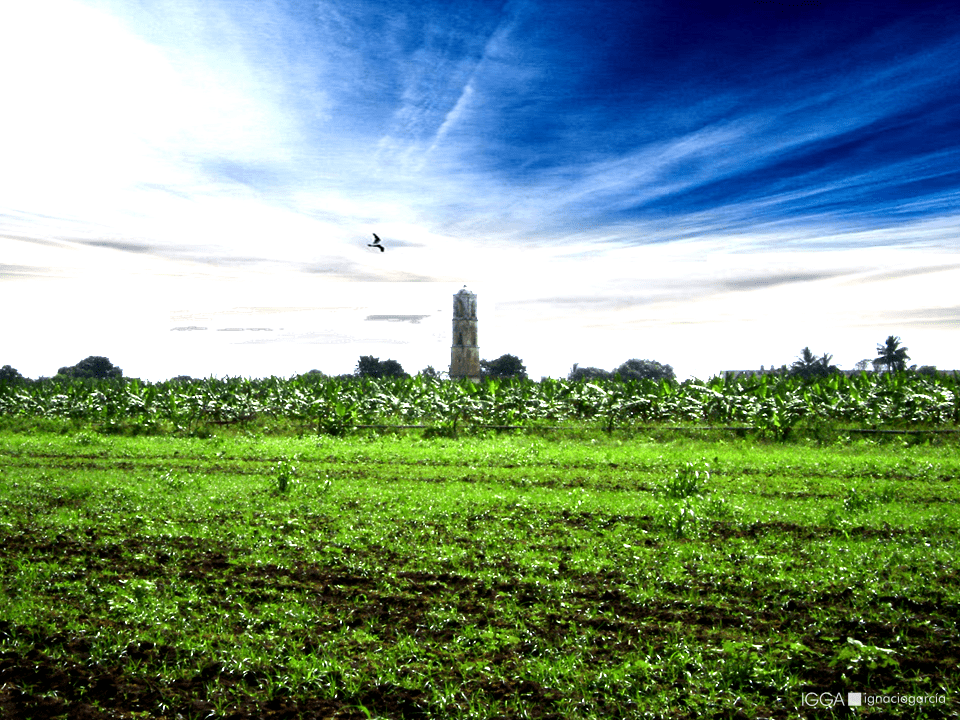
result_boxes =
[356,356,382,377]
[790,347,838,380]
[379,359,406,378]
[355,356,406,378]
[57,356,122,379]
[0,365,25,383]
[614,358,675,382]
[875,336,910,373]
[419,365,442,378]
[567,363,611,381]
[481,354,527,380]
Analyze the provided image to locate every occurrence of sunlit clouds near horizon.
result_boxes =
[2,0,959,380]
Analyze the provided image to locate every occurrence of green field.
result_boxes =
[1,426,957,719]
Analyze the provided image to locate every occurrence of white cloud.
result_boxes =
[0,0,308,239]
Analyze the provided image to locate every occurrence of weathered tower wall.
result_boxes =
[450,287,480,381]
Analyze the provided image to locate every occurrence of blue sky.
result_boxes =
[2,0,959,380]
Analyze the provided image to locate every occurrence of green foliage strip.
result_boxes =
[0,371,957,434]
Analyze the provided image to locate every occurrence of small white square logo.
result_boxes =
[848,693,862,707]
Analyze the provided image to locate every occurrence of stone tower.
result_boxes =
[450,286,480,381]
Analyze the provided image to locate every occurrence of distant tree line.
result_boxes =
[568,359,675,382]
[351,354,529,380]
[0,336,948,386]
[779,336,937,379]
[57,356,123,379]
[1,356,125,383]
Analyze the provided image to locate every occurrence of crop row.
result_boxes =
[1,371,957,436]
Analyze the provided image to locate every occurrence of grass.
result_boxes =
[0,428,958,718]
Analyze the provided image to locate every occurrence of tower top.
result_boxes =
[453,287,477,320]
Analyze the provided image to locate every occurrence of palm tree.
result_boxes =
[819,352,838,374]
[791,347,820,378]
[790,348,838,380]
[790,347,839,380]
[875,336,910,373]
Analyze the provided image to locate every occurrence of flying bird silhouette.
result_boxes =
[368,233,385,252]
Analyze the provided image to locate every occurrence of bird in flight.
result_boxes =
[368,233,385,252]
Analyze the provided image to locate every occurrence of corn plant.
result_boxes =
[658,499,700,539]
[274,457,298,494]
[317,400,356,436]
[659,459,710,499]
[2,371,958,435]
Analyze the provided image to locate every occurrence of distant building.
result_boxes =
[722,367,960,379]
[722,368,783,379]
[450,286,480,382]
